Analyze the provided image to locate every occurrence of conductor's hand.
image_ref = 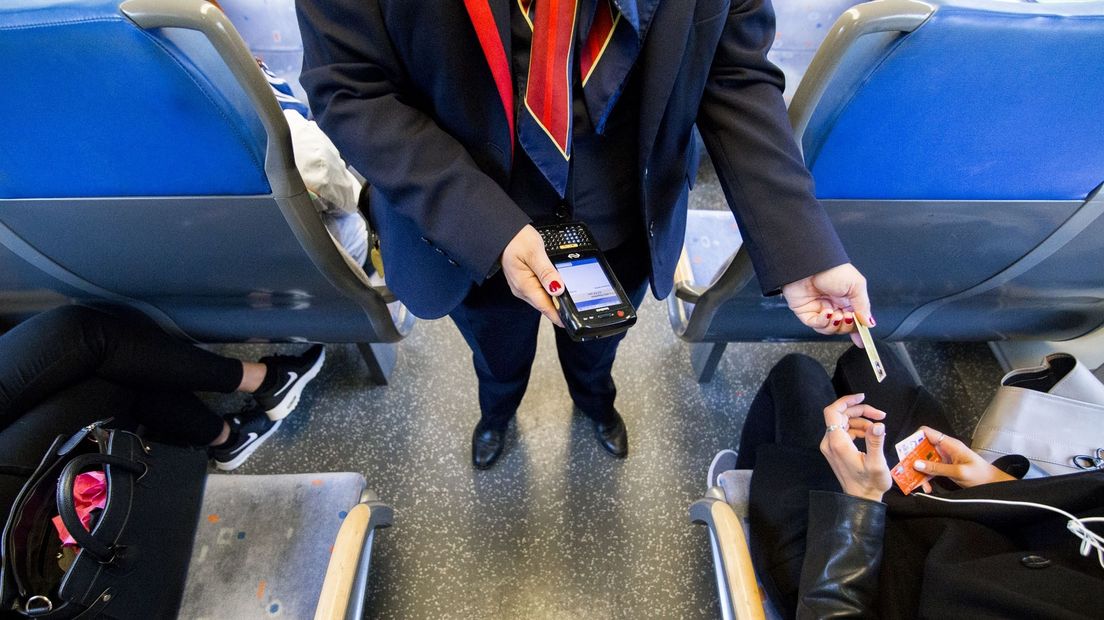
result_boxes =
[819,394,892,502]
[783,263,872,348]
[912,426,1016,490]
[502,225,565,327]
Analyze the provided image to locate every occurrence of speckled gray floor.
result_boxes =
[201,158,1007,619]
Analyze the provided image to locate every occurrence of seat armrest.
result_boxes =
[314,501,394,620]
[672,246,757,341]
[788,0,935,143]
[690,497,766,620]
[674,248,706,304]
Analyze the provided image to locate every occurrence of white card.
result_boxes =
[855,320,886,383]
[895,429,926,460]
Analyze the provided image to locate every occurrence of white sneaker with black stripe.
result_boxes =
[210,409,282,471]
[254,344,325,420]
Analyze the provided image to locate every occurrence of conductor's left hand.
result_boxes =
[783,263,872,347]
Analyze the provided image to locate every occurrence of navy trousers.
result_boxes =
[450,234,651,429]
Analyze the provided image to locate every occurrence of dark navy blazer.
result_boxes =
[297,0,849,319]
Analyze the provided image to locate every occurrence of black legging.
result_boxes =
[739,346,955,619]
[0,305,243,511]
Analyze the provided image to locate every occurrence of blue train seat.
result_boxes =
[672,0,1104,381]
[0,0,413,382]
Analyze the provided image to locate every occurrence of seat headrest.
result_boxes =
[0,0,271,198]
[808,1,1104,201]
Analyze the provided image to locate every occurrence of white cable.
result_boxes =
[914,493,1104,571]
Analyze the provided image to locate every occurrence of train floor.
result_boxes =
[210,296,1003,619]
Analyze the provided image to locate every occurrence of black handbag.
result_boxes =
[1,421,207,618]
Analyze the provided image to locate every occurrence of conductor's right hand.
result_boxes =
[502,225,565,327]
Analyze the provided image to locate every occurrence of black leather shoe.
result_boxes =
[593,410,628,458]
[472,423,506,470]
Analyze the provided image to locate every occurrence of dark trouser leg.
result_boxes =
[0,378,223,524]
[553,327,622,423]
[0,379,138,471]
[0,380,136,520]
[449,274,542,429]
[0,306,242,427]
[740,354,843,618]
[553,278,649,423]
[553,235,650,423]
[735,353,838,469]
[833,344,956,464]
[130,390,225,446]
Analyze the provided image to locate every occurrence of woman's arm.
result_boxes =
[793,394,894,618]
[797,491,886,619]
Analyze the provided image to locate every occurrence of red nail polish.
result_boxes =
[549,281,561,293]
[869,315,877,327]
[833,320,841,326]
[844,317,854,325]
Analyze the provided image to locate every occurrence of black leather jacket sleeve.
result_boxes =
[796,491,887,619]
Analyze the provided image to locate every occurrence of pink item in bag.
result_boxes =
[51,470,107,547]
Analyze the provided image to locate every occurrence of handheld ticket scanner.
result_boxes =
[536,222,637,342]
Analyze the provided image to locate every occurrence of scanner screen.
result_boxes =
[555,257,620,310]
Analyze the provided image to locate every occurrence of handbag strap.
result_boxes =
[55,454,145,563]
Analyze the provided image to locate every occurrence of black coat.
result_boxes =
[296,0,848,319]
[796,471,1104,619]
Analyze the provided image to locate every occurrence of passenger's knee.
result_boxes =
[35,304,108,333]
[772,353,822,378]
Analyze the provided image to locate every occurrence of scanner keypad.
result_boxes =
[537,223,596,251]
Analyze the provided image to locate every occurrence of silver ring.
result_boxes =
[936,432,945,445]
[825,424,844,434]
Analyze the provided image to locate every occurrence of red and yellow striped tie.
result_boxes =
[518,0,618,197]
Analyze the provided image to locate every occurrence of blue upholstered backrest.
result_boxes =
[0,0,270,198]
[0,0,399,344]
[808,2,1104,201]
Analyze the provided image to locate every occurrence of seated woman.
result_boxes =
[737,346,1104,618]
[0,305,325,513]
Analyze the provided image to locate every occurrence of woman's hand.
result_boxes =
[782,263,872,348]
[819,394,892,502]
[501,225,565,327]
[912,426,1015,489]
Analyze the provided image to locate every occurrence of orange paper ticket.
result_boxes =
[891,437,943,495]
